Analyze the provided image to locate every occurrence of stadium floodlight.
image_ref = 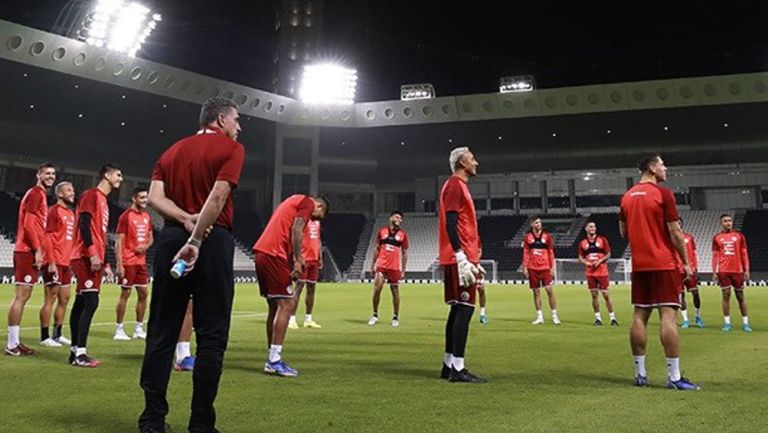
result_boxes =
[299,63,358,105]
[77,0,162,57]
[401,83,435,100]
[499,75,535,93]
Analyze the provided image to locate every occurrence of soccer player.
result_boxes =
[139,97,244,433]
[678,220,704,329]
[6,162,56,356]
[69,163,123,367]
[39,181,76,347]
[114,187,154,341]
[253,194,329,377]
[368,210,409,327]
[577,221,618,326]
[522,216,560,325]
[619,153,699,390]
[438,146,486,383]
[288,218,323,329]
[712,213,751,332]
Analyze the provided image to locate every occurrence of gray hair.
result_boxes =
[449,147,470,173]
[55,181,72,195]
[199,97,239,126]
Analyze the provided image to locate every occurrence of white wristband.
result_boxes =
[455,250,467,262]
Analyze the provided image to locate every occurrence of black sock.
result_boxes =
[372,312,378,317]
[444,305,458,357]
[70,295,85,347]
[53,324,63,340]
[41,326,50,341]
[76,293,100,350]
[451,304,475,361]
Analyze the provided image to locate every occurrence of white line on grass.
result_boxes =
[14,312,266,331]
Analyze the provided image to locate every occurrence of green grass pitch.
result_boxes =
[2,282,766,432]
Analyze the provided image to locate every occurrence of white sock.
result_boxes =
[480,307,486,316]
[633,355,646,377]
[135,321,144,330]
[7,325,19,349]
[289,315,296,323]
[594,312,602,321]
[71,346,78,354]
[609,312,616,320]
[176,342,191,362]
[681,310,689,321]
[551,309,559,318]
[268,344,283,363]
[742,316,749,325]
[724,316,731,325]
[536,310,543,319]
[667,357,681,381]
[116,323,124,331]
[305,314,312,323]
[444,352,453,367]
[695,307,701,317]
[452,356,465,371]
[76,347,87,357]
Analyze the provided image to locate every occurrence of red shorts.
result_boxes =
[682,272,699,291]
[14,251,40,286]
[120,265,149,288]
[528,269,553,289]
[71,257,104,293]
[42,264,73,287]
[718,272,745,290]
[255,253,295,299]
[376,267,402,285]
[587,275,610,291]
[300,261,319,284]
[443,264,477,306]
[631,270,682,308]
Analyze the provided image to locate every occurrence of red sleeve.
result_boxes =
[442,179,463,213]
[603,236,612,254]
[45,206,58,234]
[376,228,383,246]
[711,236,719,272]
[522,234,529,266]
[402,231,409,250]
[22,190,46,250]
[741,234,750,271]
[660,187,680,222]
[690,237,698,267]
[151,159,164,181]
[79,190,98,215]
[216,143,245,187]
[295,196,315,223]
[116,212,129,235]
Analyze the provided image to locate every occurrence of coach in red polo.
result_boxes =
[139,97,245,433]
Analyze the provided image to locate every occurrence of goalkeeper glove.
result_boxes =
[455,250,478,287]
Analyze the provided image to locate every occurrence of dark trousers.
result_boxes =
[138,225,234,433]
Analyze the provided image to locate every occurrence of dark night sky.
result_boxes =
[3,1,768,102]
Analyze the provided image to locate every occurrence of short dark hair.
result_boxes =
[199,97,238,126]
[678,218,684,227]
[318,196,330,215]
[719,213,732,220]
[638,153,661,173]
[390,210,403,217]
[99,163,121,179]
[132,186,148,197]
[38,162,55,173]
[529,215,541,224]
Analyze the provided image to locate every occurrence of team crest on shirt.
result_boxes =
[85,279,93,288]
[460,291,470,301]
[286,284,293,295]
[731,236,737,241]
[122,278,128,285]
[24,275,32,283]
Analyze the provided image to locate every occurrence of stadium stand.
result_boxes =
[0,234,13,267]
[0,192,20,240]
[476,215,528,277]
[742,209,768,272]
[321,213,366,274]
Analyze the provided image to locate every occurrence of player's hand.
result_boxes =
[291,258,304,281]
[47,263,58,278]
[744,271,750,281]
[682,264,693,281]
[549,269,555,279]
[104,264,114,281]
[477,263,487,283]
[712,273,719,284]
[401,270,406,279]
[319,260,324,270]
[173,244,199,275]
[455,250,478,287]
[117,264,125,280]
[89,255,102,272]
[522,267,529,279]
[34,250,44,269]
[135,245,147,254]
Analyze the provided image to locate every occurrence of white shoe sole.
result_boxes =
[113,335,131,341]
[40,339,63,347]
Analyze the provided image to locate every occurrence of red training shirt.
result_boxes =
[523,231,555,271]
[45,204,75,266]
[14,185,50,255]
[301,219,322,262]
[72,188,109,261]
[619,182,680,272]
[578,235,611,277]
[253,194,315,260]
[375,226,409,271]
[438,176,479,265]
[151,127,245,230]
[712,231,749,273]
[117,208,152,266]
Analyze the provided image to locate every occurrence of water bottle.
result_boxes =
[170,260,188,279]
